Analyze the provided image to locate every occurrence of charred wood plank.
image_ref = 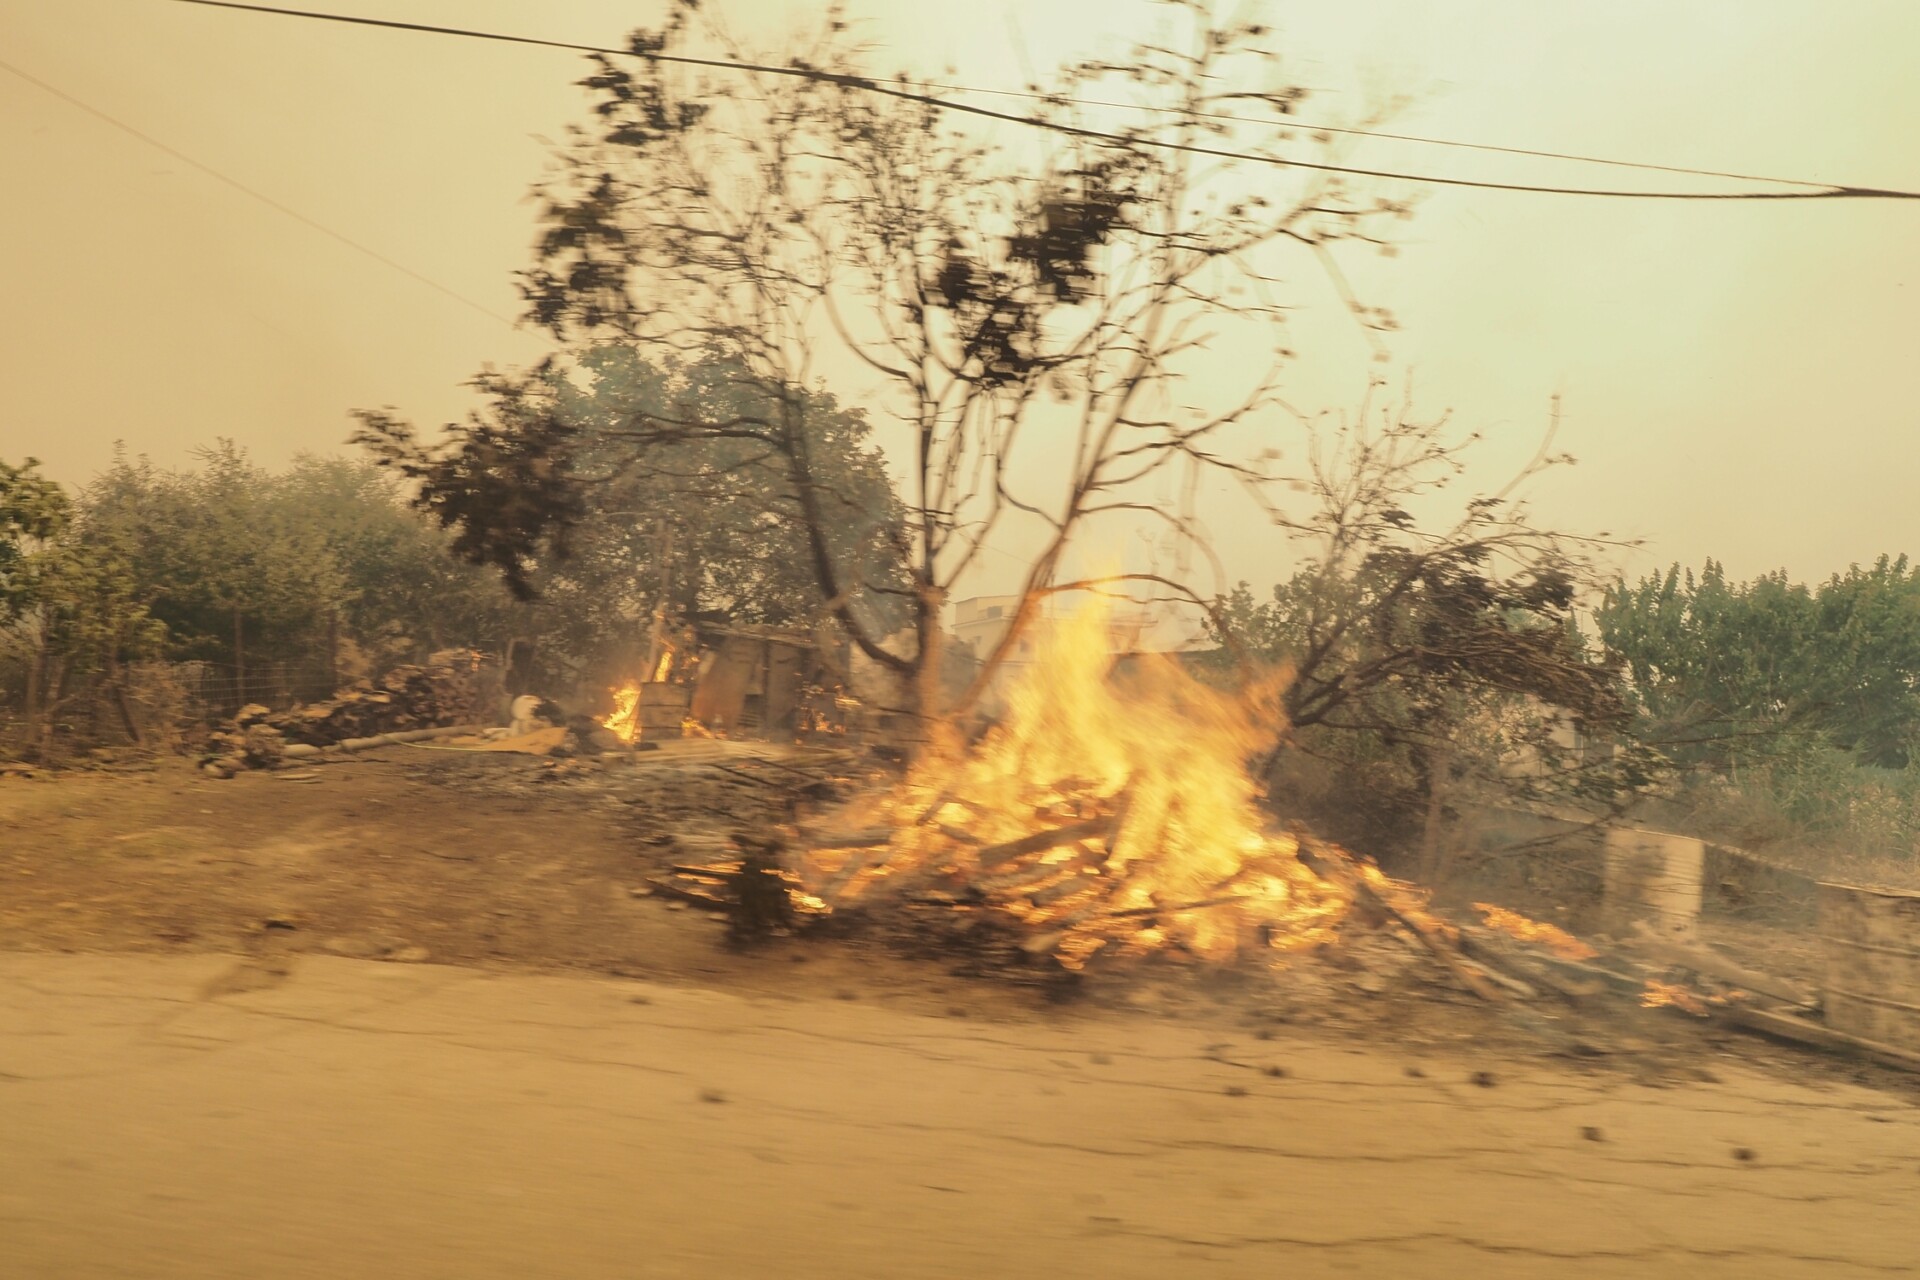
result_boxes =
[974,817,1114,870]
[646,876,732,907]
[1721,1003,1920,1074]
[670,862,743,879]
[1628,921,1817,1009]
[811,827,896,850]
[1301,834,1508,1004]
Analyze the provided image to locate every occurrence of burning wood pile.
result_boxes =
[784,607,1356,971]
[627,607,1920,1075]
[647,604,1557,998]
[201,650,492,776]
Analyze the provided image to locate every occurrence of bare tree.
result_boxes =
[371,0,1411,740]
[1203,382,1667,874]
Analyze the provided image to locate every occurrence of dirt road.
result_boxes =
[4,952,1917,1279]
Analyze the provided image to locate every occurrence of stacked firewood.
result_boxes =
[268,650,488,746]
[201,650,490,774]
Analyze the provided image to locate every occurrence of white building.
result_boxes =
[950,594,1159,713]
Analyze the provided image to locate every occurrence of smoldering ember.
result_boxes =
[6,1,1920,1276]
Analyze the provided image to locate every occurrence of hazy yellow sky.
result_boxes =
[3,0,1916,600]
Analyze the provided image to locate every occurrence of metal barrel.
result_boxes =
[1817,881,1920,1051]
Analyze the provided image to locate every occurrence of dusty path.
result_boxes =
[4,953,1917,1279]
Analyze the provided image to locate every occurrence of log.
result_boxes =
[813,847,891,905]
[810,827,896,850]
[1025,872,1106,909]
[1460,952,1539,1000]
[1721,1003,1920,1074]
[279,724,486,757]
[1629,921,1817,1008]
[1509,947,1647,997]
[974,816,1114,870]
[1458,932,1605,1001]
[913,788,959,826]
[711,764,785,789]
[1102,893,1251,921]
[645,875,731,907]
[1303,837,1507,1004]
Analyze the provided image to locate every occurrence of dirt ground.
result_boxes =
[6,748,1920,1276]
[3,747,1913,1090]
[6,951,1920,1279]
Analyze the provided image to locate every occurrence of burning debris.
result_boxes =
[778,603,1460,978]
[637,601,1906,1077]
[1474,903,1598,962]
[602,683,642,745]
[1640,978,1715,1016]
[594,620,851,747]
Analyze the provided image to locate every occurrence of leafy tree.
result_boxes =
[1,457,69,618]
[2,459,165,755]
[271,454,522,665]
[1199,387,1660,871]
[82,443,342,678]
[72,445,523,703]
[357,347,912,683]
[1598,555,1920,769]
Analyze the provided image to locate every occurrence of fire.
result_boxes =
[795,598,1350,966]
[1640,978,1712,1016]
[602,680,641,745]
[1473,903,1597,961]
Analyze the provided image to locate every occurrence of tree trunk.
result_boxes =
[505,638,536,698]
[24,637,44,728]
[232,608,246,708]
[326,609,340,697]
[913,583,954,761]
[33,654,68,762]
[1419,741,1454,885]
[106,657,143,745]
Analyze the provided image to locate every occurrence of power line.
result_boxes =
[935,84,1839,192]
[0,56,519,328]
[166,0,1920,203]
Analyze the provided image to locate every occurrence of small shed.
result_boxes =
[686,625,846,739]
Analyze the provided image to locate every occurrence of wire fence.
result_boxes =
[172,660,337,720]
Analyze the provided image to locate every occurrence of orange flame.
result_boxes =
[1640,978,1712,1015]
[799,597,1348,965]
[1473,903,1597,961]
[602,681,641,745]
